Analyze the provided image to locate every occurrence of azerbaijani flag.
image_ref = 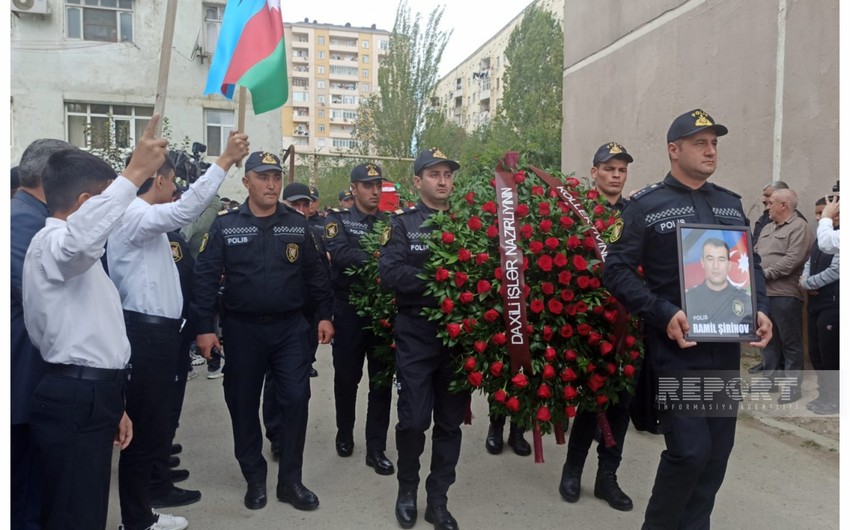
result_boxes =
[204,0,288,114]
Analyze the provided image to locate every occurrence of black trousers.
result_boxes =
[29,372,125,530]
[566,388,632,471]
[394,313,469,506]
[119,317,181,530]
[762,296,804,390]
[11,423,41,530]
[332,298,392,451]
[808,306,840,401]
[224,314,311,486]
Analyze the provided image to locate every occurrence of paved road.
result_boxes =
[106,344,839,529]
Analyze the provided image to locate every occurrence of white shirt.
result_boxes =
[107,164,226,318]
[23,177,138,369]
[817,218,840,254]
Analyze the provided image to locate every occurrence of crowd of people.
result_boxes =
[9,108,839,530]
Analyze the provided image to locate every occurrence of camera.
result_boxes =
[169,142,212,184]
[832,180,839,193]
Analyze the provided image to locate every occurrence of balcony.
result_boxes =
[292,52,309,62]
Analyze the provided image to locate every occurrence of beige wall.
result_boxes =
[561,0,838,225]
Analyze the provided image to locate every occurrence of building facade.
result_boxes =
[10,0,282,200]
[430,0,562,132]
[281,19,390,153]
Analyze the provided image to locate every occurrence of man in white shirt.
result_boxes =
[23,117,167,530]
[107,131,248,530]
[818,194,840,253]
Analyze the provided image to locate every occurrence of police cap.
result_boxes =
[282,182,312,202]
[245,151,283,174]
[413,148,460,176]
[593,142,634,166]
[667,109,728,143]
[351,163,384,182]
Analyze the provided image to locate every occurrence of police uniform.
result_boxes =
[324,163,393,471]
[602,110,769,530]
[191,195,332,499]
[685,282,754,333]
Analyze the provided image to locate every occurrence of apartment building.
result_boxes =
[282,19,391,153]
[431,0,563,133]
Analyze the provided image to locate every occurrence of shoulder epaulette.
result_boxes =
[394,205,417,215]
[330,207,348,213]
[711,183,742,199]
[630,182,665,201]
[218,207,238,216]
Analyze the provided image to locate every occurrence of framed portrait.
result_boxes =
[676,224,758,342]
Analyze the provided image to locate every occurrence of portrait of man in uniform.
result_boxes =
[679,226,757,341]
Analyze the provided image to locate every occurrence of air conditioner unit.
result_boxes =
[12,0,50,15]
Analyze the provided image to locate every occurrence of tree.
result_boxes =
[355,0,451,162]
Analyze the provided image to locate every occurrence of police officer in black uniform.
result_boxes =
[191,151,333,512]
[559,142,635,512]
[324,163,394,474]
[602,110,772,530]
[685,238,754,332]
[379,148,467,530]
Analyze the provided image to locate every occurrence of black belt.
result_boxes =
[227,310,300,324]
[123,310,185,331]
[48,363,126,382]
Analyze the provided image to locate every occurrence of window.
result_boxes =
[362,55,369,63]
[204,109,234,156]
[318,66,325,74]
[318,95,326,104]
[318,36,325,45]
[318,110,325,118]
[318,139,326,147]
[362,69,369,78]
[292,92,309,102]
[378,39,388,50]
[333,138,359,149]
[330,66,358,76]
[65,102,152,149]
[66,0,134,42]
[318,51,325,59]
[318,124,325,133]
[317,80,325,89]
[202,4,225,54]
[360,83,369,92]
[361,40,369,48]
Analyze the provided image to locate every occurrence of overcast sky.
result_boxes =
[285,0,534,78]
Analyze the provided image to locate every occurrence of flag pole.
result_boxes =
[152,0,179,136]
[236,86,247,167]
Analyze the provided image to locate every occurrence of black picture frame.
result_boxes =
[676,223,758,342]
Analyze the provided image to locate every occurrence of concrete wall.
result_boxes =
[10,1,283,201]
[561,0,838,224]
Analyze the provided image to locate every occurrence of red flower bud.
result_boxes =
[588,373,607,392]
[559,324,574,338]
[560,368,578,382]
[586,362,596,373]
[553,253,568,268]
[529,241,544,254]
[542,364,556,380]
[455,248,470,262]
[538,202,551,216]
[593,204,606,216]
[596,394,609,407]
[625,335,636,348]
[604,310,619,323]
[564,349,577,361]
[539,219,553,233]
[623,364,636,378]
[511,372,529,389]
[486,224,499,238]
[441,298,454,314]
[588,332,602,345]
[493,389,507,403]
[576,276,590,289]
[576,301,588,313]
[565,304,577,316]
[577,323,592,336]
[565,177,579,187]
[589,277,601,289]
[514,171,526,184]
[529,299,544,314]
[560,216,575,229]
[516,204,530,217]
[531,185,544,196]
[491,332,507,346]
[441,232,455,244]
[483,309,500,322]
[573,255,588,271]
[541,282,555,295]
[462,318,477,333]
[465,191,476,205]
[474,341,487,353]
[544,347,557,362]
[537,384,552,399]
[586,189,599,200]
[565,405,577,418]
[542,237,557,250]
[463,357,476,372]
[567,236,581,249]
[446,323,462,339]
[520,224,534,239]
[629,350,641,361]
[606,362,617,374]
[380,319,392,328]
[537,255,553,272]
[467,371,483,387]
[583,237,597,250]
[599,341,614,356]
[542,326,553,341]
[505,396,520,413]
[558,271,572,285]
[482,201,497,214]
[475,252,490,265]
[435,267,450,282]
[563,385,578,400]
[490,361,504,377]
[453,271,468,288]
[477,279,492,295]
[459,292,474,304]
[494,267,502,280]
[548,299,564,315]
[536,406,551,422]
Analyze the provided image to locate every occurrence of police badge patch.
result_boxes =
[170,242,183,262]
[286,243,299,263]
[325,222,339,239]
[199,233,209,253]
[380,225,392,246]
[732,299,745,317]
[610,219,624,243]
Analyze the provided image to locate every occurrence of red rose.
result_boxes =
[490,361,504,377]
[505,397,520,413]
[576,276,590,289]
[467,371,483,387]
[564,349,577,361]
[530,299,545,314]
[558,271,572,285]
[474,341,487,353]
[462,318,477,333]
[577,323,592,336]
[489,178,496,187]
[511,372,529,389]
[606,362,617,374]
[475,252,490,265]
[542,326,553,341]
[586,362,596,373]
[493,389,507,403]
[599,341,614,356]
[458,248,472,262]
[539,282,554,296]
[604,310,619,323]
[548,299,564,315]
[588,373,607,391]
[459,292,474,304]
[539,219,553,233]
[486,224,499,238]
[446,323,462,339]
[559,324,574,338]
[589,277,601,289]
[494,267,502,280]
[594,220,607,232]
[379,319,392,328]
[565,177,579,187]
[482,201,497,214]
[565,304,577,316]
[623,364,636,378]
[583,237,597,250]
[588,332,602,345]
[441,232,455,244]
[553,253,568,268]
[586,189,599,200]
[575,301,588,313]
[520,224,534,239]
[467,216,483,231]
[465,191,476,205]
[477,279,492,294]
[565,405,577,418]
[463,357,476,372]
[531,185,544,196]
[593,204,606,216]
[435,267,450,282]
[538,202,551,216]
[537,255,553,272]
[516,204,530,217]
[483,309,500,323]
[573,255,588,271]
[454,271,468,287]
[629,350,641,361]
[560,216,575,229]
[542,364,556,380]
[567,236,581,249]
[536,406,552,422]
[441,298,454,314]
[537,384,552,399]
[596,394,609,407]
[514,171,526,184]
[625,335,636,348]
[563,386,577,400]
[545,237,560,250]
[560,368,578,382]
[544,347,557,362]
[491,333,507,346]
[529,241,544,254]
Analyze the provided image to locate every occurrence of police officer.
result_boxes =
[192,151,334,512]
[685,238,754,330]
[379,148,467,530]
[339,189,355,208]
[559,142,635,511]
[602,110,772,529]
[324,163,393,474]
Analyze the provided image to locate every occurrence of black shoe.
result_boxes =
[810,401,839,415]
[150,486,201,509]
[170,443,183,455]
[167,455,180,468]
[277,482,319,511]
[594,467,633,511]
[424,504,459,530]
[336,432,354,457]
[395,489,418,529]
[507,425,531,457]
[558,465,582,503]
[366,450,395,475]
[805,397,823,411]
[747,362,764,374]
[309,367,319,378]
[485,422,504,455]
[271,440,280,458]
[169,468,190,483]
[244,482,267,510]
